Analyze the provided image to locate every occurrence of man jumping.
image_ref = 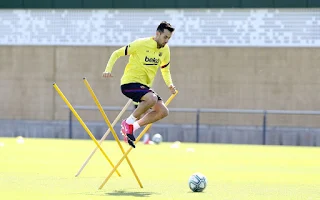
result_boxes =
[102,21,176,148]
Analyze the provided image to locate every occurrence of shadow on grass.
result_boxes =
[82,190,158,198]
[106,190,156,197]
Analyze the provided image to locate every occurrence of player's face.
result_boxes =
[156,29,172,48]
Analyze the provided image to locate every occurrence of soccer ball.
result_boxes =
[152,133,162,144]
[188,172,207,192]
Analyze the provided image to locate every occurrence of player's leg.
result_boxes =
[135,100,168,127]
[123,92,157,142]
[130,90,168,130]
[122,93,157,147]
[132,92,158,119]
[120,83,156,147]
[133,102,152,120]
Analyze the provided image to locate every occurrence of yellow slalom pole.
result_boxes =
[53,83,121,177]
[75,99,132,177]
[83,78,143,188]
[99,90,178,189]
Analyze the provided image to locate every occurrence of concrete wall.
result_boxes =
[0,46,320,127]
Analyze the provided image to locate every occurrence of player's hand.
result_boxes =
[102,72,113,78]
[169,85,176,94]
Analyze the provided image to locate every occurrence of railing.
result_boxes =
[66,106,320,144]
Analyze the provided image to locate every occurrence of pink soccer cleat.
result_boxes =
[121,120,136,148]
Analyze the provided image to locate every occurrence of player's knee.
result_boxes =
[159,106,169,119]
[143,93,158,106]
[148,95,158,105]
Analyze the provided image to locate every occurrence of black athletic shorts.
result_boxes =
[121,83,162,103]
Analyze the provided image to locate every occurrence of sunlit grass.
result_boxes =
[1,137,320,200]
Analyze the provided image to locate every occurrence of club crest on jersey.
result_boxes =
[159,52,162,57]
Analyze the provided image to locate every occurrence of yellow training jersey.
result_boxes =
[105,37,173,87]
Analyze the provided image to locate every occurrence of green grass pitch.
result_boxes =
[0,137,320,200]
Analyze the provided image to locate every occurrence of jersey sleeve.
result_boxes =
[104,39,140,72]
[160,46,174,87]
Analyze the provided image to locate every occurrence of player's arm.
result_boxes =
[160,48,176,94]
[103,40,139,76]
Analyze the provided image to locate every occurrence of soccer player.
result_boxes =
[102,21,177,148]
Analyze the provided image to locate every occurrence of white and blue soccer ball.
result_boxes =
[152,133,162,144]
[188,172,207,192]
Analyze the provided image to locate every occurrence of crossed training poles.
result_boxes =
[53,78,178,190]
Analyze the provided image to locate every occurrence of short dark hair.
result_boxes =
[157,21,175,33]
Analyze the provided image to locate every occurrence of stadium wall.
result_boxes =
[1,46,320,127]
